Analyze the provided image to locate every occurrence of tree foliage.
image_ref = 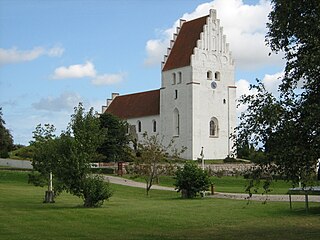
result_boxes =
[132,133,185,195]
[0,107,14,158]
[97,113,130,162]
[174,162,211,198]
[30,103,113,207]
[237,0,320,191]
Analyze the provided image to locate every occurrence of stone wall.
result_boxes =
[0,158,32,169]
[205,163,254,176]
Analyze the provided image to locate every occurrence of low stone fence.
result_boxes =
[205,163,254,177]
[0,158,33,169]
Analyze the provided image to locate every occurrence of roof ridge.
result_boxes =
[116,89,160,98]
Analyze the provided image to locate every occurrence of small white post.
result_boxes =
[200,147,204,170]
[49,172,53,191]
[200,147,205,197]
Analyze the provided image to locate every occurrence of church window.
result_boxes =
[137,120,142,133]
[173,108,180,136]
[126,124,130,134]
[207,71,212,80]
[178,72,182,84]
[152,120,157,132]
[215,71,220,81]
[174,90,178,99]
[209,117,218,137]
[172,73,176,85]
[223,99,226,104]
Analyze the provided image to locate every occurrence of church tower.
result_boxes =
[160,9,236,160]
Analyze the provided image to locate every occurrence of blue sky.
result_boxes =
[0,0,284,145]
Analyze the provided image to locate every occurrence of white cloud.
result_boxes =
[236,70,284,114]
[51,61,96,79]
[262,71,283,95]
[91,72,126,86]
[0,46,64,65]
[144,0,284,69]
[32,92,83,112]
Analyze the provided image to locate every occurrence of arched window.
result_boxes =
[172,73,176,85]
[137,120,142,133]
[209,117,218,137]
[207,70,212,80]
[173,108,180,136]
[174,89,178,99]
[178,72,182,84]
[215,71,220,81]
[152,120,157,132]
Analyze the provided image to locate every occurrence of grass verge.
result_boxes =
[1,170,320,240]
[122,174,294,194]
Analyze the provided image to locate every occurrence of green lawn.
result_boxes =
[1,170,320,240]
[124,175,294,194]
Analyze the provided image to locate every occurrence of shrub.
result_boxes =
[82,175,113,208]
[90,168,115,174]
[174,162,211,198]
[0,150,9,158]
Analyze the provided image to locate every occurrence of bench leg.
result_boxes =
[305,194,309,213]
[289,194,292,210]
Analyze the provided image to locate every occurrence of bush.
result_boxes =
[174,162,211,198]
[82,175,113,208]
[90,168,115,174]
[223,156,238,163]
[10,145,35,159]
[0,150,9,158]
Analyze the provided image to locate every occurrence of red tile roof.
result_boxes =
[162,15,208,71]
[105,89,160,119]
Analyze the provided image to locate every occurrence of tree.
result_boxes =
[30,103,113,207]
[29,123,58,202]
[132,133,185,196]
[0,107,14,158]
[236,0,320,192]
[174,161,211,198]
[97,113,130,162]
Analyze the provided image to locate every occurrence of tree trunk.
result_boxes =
[44,190,55,203]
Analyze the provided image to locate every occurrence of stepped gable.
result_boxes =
[105,89,160,119]
[162,15,208,71]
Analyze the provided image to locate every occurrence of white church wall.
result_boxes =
[126,115,160,142]
[191,58,236,159]
[160,66,194,159]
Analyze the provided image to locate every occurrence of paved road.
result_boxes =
[104,175,320,203]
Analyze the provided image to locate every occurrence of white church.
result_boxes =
[102,9,236,160]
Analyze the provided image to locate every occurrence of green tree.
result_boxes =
[0,107,14,158]
[132,133,185,196]
[30,103,113,207]
[98,113,130,162]
[237,0,320,192]
[174,161,211,198]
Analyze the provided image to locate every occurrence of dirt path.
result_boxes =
[104,175,320,203]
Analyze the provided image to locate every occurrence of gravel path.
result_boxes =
[103,175,175,191]
[104,175,320,203]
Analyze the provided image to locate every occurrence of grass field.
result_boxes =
[124,175,294,194]
[1,170,320,240]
